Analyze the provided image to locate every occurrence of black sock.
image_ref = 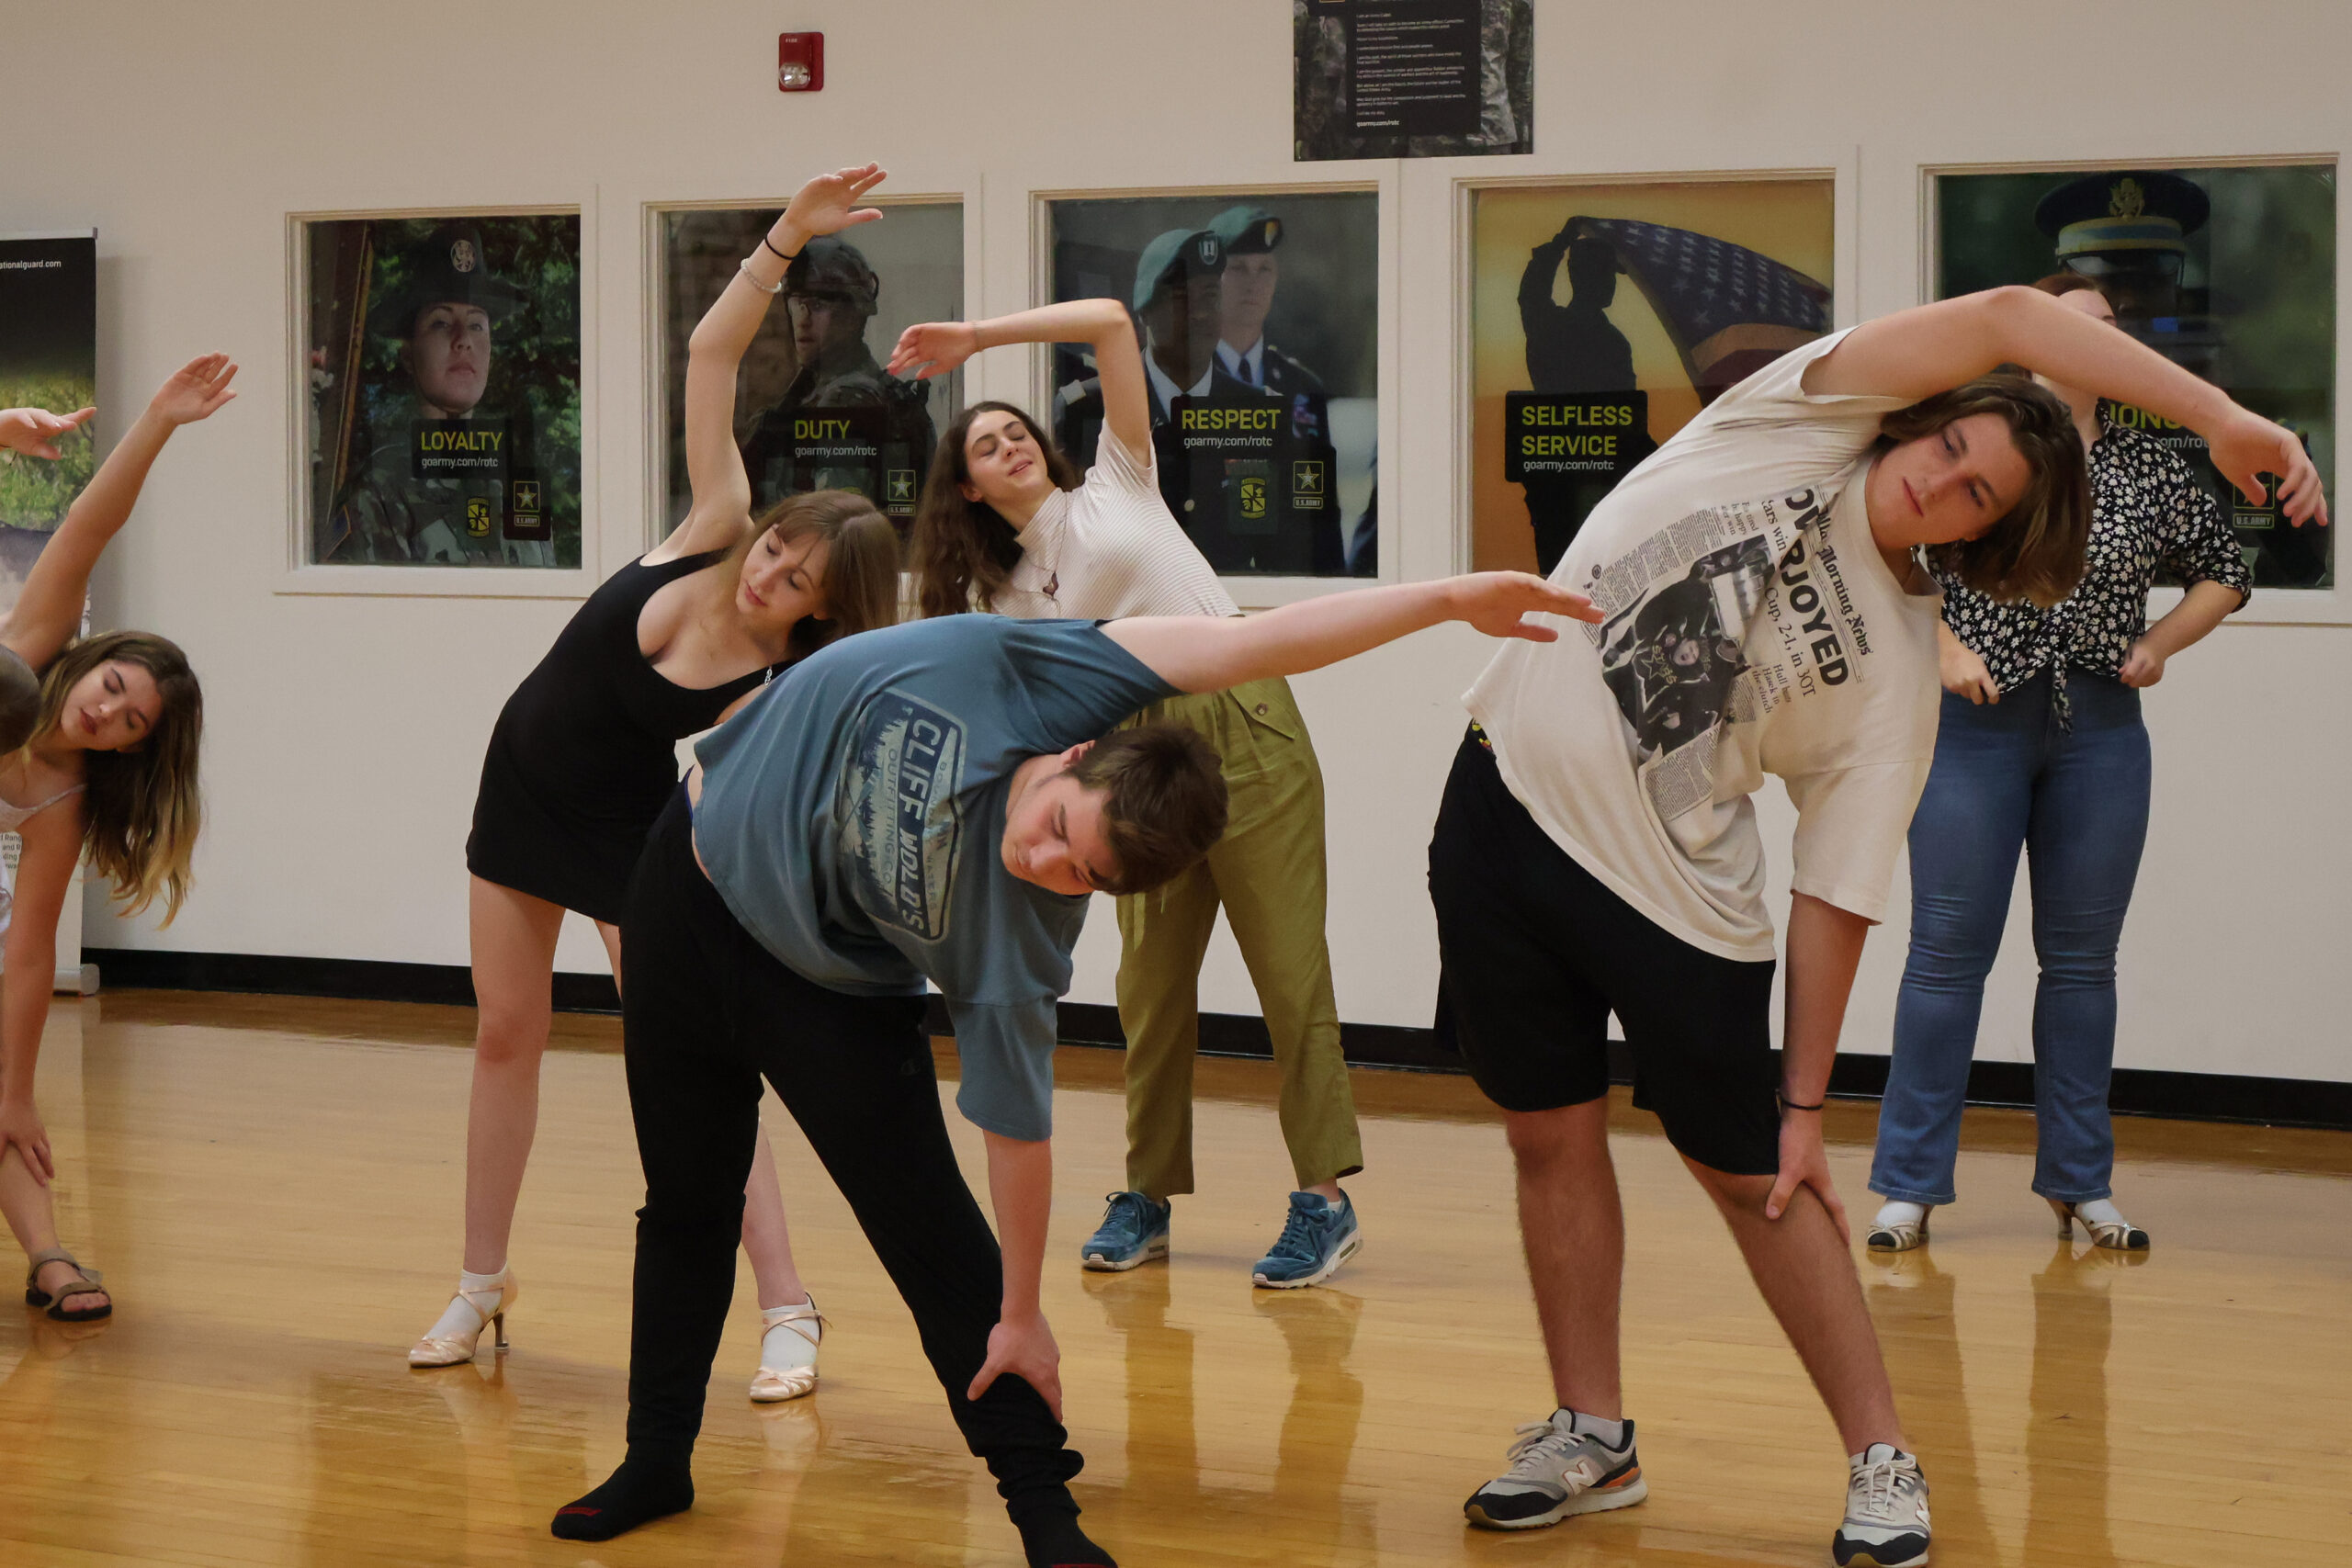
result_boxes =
[1016,1510,1116,1568]
[550,1455,694,1541]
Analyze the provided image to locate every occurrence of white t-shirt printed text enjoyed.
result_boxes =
[1466,330,1946,961]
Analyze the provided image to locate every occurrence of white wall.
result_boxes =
[7,1,2345,1082]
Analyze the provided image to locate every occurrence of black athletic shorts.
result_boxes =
[1426,728,1780,1176]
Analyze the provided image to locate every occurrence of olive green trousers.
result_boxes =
[1114,676,1363,1198]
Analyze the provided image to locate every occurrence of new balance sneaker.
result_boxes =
[1833,1443,1931,1567]
[1079,1191,1170,1271]
[1463,1410,1646,1529]
[1250,1190,1362,1288]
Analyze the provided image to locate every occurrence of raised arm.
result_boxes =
[1808,288,2325,525]
[0,355,236,671]
[0,405,95,460]
[889,298,1151,458]
[1102,571,1600,694]
[659,164,887,563]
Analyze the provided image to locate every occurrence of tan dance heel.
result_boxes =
[409,1269,518,1367]
[748,1296,824,1403]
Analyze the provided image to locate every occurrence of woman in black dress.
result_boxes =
[410,167,901,1404]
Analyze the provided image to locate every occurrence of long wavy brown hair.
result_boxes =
[20,631,202,922]
[910,401,1083,619]
[733,488,902,656]
[1879,376,2091,608]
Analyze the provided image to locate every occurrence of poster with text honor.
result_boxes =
[1470,181,1835,574]
[1295,0,1532,161]
[1938,164,2335,589]
[0,231,98,614]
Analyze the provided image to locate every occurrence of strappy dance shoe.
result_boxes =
[2050,1199,2149,1251]
[409,1269,517,1367]
[23,1248,111,1323]
[748,1295,824,1402]
[1865,1204,1931,1253]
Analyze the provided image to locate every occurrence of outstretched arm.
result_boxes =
[0,406,96,460]
[965,1132,1062,1419]
[0,355,236,671]
[657,164,887,564]
[0,805,85,1185]
[1808,288,2325,525]
[889,298,1150,458]
[1102,572,1600,694]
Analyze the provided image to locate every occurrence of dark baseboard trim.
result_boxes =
[87,950,2351,1130]
[85,947,620,1015]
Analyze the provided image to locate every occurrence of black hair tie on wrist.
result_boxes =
[1781,1097,1826,1111]
[763,235,798,264]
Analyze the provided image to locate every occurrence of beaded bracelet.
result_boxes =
[739,256,785,294]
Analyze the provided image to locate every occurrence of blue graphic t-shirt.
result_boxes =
[691,616,1177,1140]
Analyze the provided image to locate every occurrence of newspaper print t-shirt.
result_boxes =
[1465,329,1947,961]
[691,615,1176,1139]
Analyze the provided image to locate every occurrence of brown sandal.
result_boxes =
[23,1247,112,1323]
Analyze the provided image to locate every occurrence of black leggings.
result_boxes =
[619,787,1085,1524]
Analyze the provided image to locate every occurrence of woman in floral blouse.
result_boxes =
[1869,274,2254,1253]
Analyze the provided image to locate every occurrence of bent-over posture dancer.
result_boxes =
[1431,286,2323,1567]
[412,166,899,1399]
[549,570,1600,1562]
[899,295,1365,1287]
[2,355,232,1322]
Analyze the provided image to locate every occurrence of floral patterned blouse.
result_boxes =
[1933,403,2251,722]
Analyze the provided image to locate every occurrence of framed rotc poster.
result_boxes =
[657,200,963,543]
[1046,190,1378,577]
[1938,162,2335,589]
[1469,178,1836,573]
[303,211,583,571]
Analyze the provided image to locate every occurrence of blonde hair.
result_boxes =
[22,631,202,922]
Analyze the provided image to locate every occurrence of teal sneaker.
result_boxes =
[1080,1190,1170,1271]
[1251,1190,1362,1289]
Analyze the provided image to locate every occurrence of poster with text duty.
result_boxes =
[0,231,97,614]
[1295,0,1532,161]
[1470,181,1834,574]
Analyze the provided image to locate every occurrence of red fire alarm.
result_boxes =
[778,32,824,92]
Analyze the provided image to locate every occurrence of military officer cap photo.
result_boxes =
[1131,227,1226,311]
[2034,171,2210,276]
[366,222,525,339]
[1208,205,1283,256]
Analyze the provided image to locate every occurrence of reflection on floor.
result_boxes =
[2,991,2346,1566]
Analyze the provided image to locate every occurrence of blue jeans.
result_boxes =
[1871,671,2150,1207]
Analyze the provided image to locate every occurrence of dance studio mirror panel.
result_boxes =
[1046,191,1379,578]
[302,212,584,570]
[1468,178,1836,575]
[1938,162,2336,589]
[656,201,965,542]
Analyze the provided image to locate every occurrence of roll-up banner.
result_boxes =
[0,230,98,613]
[0,230,98,994]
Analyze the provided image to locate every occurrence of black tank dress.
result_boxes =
[466,550,779,923]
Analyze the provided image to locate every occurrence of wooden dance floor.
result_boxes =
[3,991,2345,1566]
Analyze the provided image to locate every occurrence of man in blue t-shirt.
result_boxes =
[550,572,1599,1563]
